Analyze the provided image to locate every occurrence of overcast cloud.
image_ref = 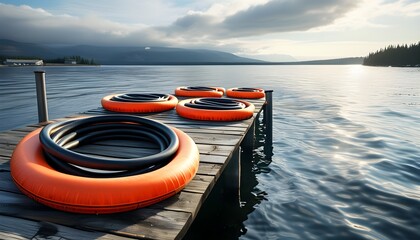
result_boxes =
[222,0,360,36]
[0,0,419,60]
[0,0,360,45]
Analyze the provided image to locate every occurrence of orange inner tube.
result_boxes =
[226,88,265,99]
[175,86,225,98]
[11,127,199,214]
[176,98,255,121]
[101,94,178,113]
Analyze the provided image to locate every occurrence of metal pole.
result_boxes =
[34,71,49,123]
[264,90,273,146]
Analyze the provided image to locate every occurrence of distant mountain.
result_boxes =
[0,39,364,65]
[0,39,262,64]
[0,39,57,58]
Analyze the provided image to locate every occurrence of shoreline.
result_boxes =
[2,62,418,67]
[44,63,100,67]
[0,63,100,67]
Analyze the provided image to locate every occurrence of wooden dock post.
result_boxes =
[34,71,49,123]
[224,147,241,200]
[242,120,255,148]
[264,90,273,146]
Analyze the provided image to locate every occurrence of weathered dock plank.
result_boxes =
[0,98,266,239]
[0,215,134,240]
[0,189,193,240]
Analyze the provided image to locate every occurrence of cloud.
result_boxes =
[0,3,168,46]
[221,0,360,37]
[0,0,363,46]
[51,0,189,25]
[311,0,420,33]
[163,0,361,39]
[0,0,418,59]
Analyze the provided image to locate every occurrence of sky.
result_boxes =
[0,0,419,61]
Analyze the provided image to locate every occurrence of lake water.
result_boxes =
[1,65,419,239]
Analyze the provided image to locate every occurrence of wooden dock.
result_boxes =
[0,98,267,240]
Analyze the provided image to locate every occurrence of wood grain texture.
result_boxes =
[0,215,133,240]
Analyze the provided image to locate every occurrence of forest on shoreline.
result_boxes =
[363,42,420,67]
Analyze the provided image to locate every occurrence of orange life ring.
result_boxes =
[101,93,178,113]
[10,127,199,214]
[216,87,226,94]
[175,86,224,97]
[176,98,255,121]
[226,88,265,99]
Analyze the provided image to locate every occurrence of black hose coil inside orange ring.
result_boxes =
[184,98,246,110]
[39,115,179,177]
[180,86,218,91]
[111,93,170,102]
[232,88,261,92]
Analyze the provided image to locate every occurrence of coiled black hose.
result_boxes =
[184,98,246,110]
[39,115,179,178]
[111,93,170,102]
[181,86,218,91]
[232,88,261,92]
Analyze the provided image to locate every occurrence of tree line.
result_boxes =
[363,42,420,67]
